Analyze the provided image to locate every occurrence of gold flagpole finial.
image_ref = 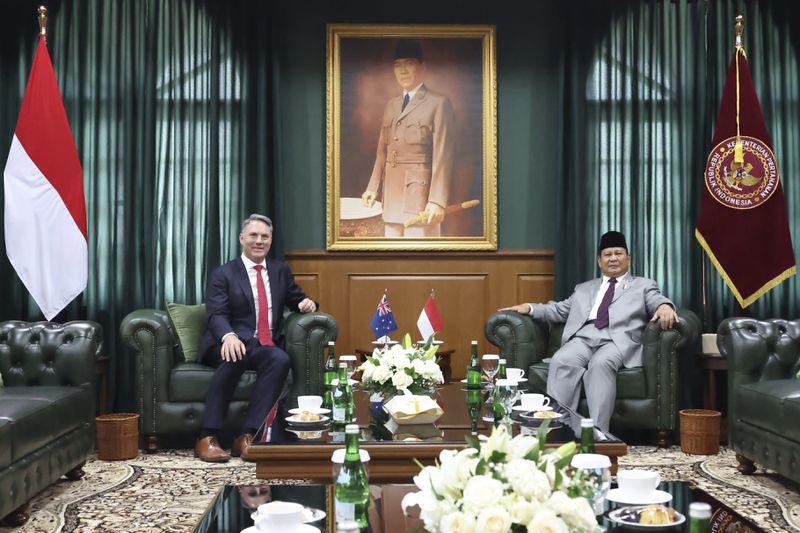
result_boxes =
[38,5,48,37]
[735,15,743,48]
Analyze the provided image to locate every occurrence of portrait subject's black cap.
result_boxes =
[393,39,424,62]
[598,231,628,254]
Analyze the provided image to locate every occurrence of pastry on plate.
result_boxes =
[639,504,676,525]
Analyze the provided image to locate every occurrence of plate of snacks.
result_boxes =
[608,504,685,530]
[519,410,563,422]
[285,412,329,426]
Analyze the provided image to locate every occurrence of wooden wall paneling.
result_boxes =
[285,250,554,380]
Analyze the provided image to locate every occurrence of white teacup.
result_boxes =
[617,469,661,494]
[506,368,525,381]
[298,395,323,411]
[253,500,305,531]
[520,393,550,410]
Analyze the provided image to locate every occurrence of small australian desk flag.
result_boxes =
[370,294,398,339]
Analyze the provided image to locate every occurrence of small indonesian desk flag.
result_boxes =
[417,292,444,341]
[695,30,795,308]
[4,35,87,320]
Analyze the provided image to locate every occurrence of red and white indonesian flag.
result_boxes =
[417,293,444,341]
[4,36,87,320]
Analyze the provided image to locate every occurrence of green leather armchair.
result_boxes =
[485,308,700,445]
[717,317,800,484]
[120,309,337,451]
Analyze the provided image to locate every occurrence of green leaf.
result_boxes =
[402,333,412,349]
[465,434,481,450]
[489,450,506,464]
[554,453,573,470]
[555,441,576,458]
[537,420,551,450]
[423,334,434,350]
[367,357,380,365]
[524,443,541,462]
[404,367,415,376]
[475,459,487,475]
[554,469,563,488]
[424,345,439,360]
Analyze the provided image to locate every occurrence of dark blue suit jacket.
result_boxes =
[198,257,310,363]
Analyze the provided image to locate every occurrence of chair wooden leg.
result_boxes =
[65,461,87,481]
[0,503,30,527]
[656,429,673,448]
[144,433,160,453]
[735,453,757,475]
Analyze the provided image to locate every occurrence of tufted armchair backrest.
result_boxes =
[0,320,104,389]
[717,318,800,383]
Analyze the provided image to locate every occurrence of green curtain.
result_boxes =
[0,0,282,410]
[558,0,800,329]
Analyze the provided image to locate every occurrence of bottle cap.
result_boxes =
[328,341,335,346]
[581,418,594,427]
[471,340,478,344]
[339,362,347,368]
[689,502,712,519]
[337,520,360,533]
[499,358,507,364]
[331,379,339,385]
[345,424,359,434]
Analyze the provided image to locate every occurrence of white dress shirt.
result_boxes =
[403,82,424,105]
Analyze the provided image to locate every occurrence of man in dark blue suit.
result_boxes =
[195,214,317,462]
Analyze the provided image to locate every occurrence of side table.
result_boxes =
[355,347,453,383]
[697,354,727,411]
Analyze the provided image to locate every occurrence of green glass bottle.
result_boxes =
[466,388,482,435]
[333,364,353,425]
[580,418,595,453]
[497,358,507,379]
[688,502,712,533]
[467,340,481,386]
[323,341,337,410]
[335,424,370,530]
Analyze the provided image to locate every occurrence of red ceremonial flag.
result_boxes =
[695,30,795,308]
[417,292,444,341]
[3,35,87,320]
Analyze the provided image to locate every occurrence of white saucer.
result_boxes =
[460,378,490,386]
[242,524,319,533]
[509,377,528,384]
[288,407,331,416]
[606,488,673,505]
[512,404,552,412]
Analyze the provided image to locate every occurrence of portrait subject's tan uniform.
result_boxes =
[367,85,455,234]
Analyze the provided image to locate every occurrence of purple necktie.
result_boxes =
[594,277,617,329]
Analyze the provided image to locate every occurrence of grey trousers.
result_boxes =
[545,322,623,432]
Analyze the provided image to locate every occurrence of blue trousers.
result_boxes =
[202,336,291,433]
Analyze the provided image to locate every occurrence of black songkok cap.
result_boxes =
[598,231,628,254]
[393,39,424,62]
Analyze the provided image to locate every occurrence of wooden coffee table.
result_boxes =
[244,382,627,482]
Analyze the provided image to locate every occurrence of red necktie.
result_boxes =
[594,277,617,329]
[253,265,274,346]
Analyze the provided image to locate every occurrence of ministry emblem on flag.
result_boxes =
[704,135,779,210]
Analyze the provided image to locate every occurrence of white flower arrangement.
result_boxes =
[359,333,444,397]
[401,424,601,533]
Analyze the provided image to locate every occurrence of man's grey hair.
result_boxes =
[240,214,273,233]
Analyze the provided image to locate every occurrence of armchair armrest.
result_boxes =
[284,311,338,401]
[120,309,180,433]
[484,311,550,370]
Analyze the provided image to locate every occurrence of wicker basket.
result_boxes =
[679,409,721,455]
[96,413,140,461]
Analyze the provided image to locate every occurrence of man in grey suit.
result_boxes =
[501,231,678,432]
[362,39,455,237]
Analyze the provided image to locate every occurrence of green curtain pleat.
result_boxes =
[558,0,800,328]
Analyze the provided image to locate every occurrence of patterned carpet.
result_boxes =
[1,447,799,532]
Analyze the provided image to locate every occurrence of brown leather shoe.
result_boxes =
[194,436,230,463]
[231,433,254,458]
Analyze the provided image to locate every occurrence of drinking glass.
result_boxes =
[340,355,358,380]
[481,354,500,387]
[492,379,519,428]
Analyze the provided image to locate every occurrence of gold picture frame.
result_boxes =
[326,24,497,251]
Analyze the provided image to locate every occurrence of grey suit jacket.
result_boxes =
[530,275,673,368]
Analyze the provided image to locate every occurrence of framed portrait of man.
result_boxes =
[326,24,497,251]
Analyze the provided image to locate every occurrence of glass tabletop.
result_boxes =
[268,382,621,446]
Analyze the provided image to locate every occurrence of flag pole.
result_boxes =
[732,15,745,317]
[38,5,47,38]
